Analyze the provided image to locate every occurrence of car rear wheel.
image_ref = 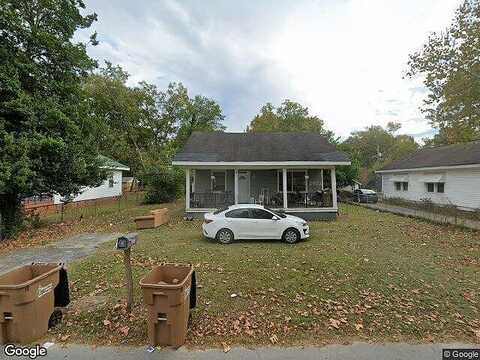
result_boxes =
[216,228,234,244]
[282,228,300,244]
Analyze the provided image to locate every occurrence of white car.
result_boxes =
[202,204,310,244]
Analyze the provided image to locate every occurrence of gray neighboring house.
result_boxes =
[377,141,480,210]
[172,132,350,220]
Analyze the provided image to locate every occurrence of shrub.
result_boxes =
[140,166,184,204]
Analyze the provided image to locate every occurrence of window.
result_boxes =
[225,209,250,218]
[426,183,435,193]
[437,182,445,193]
[278,170,307,192]
[426,182,444,193]
[250,208,274,219]
[211,171,226,192]
[395,182,408,191]
[108,174,114,188]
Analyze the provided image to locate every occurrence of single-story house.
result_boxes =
[172,132,351,220]
[376,141,480,210]
[52,156,130,204]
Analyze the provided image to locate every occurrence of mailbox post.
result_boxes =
[116,233,138,312]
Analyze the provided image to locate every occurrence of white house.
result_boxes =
[376,141,480,210]
[53,156,130,204]
[172,132,351,220]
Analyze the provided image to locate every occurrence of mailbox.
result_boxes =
[116,233,138,250]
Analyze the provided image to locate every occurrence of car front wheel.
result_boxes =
[282,228,300,244]
[216,228,234,244]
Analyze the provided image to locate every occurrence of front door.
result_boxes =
[238,171,251,203]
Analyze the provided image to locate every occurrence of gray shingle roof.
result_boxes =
[173,132,350,163]
[379,141,480,171]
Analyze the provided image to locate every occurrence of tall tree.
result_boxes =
[407,0,480,145]
[247,100,336,142]
[84,63,168,176]
[0,0,104,238]
[86,74,225,176]
[162,82,226,151]
[341,123,419,186]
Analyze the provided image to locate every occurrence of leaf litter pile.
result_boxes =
[45,204,479,347]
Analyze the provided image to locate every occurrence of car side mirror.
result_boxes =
[272,216,280,221]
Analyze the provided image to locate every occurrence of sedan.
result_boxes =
[353,189,378,203]
[202,204,309,244]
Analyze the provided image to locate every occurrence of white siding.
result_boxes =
[382,168,480,210]
[53,170,123,204]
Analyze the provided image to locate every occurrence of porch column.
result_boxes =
[234,169,239,204]
[185,168,190,210]
[282,168,288,209]
[320,169,324,190]
[331,167,337,209]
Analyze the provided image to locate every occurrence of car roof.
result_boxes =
[225,204,265,210]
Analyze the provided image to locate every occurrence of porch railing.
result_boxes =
[189,190,334,209]
[190,192,234,209]
[252,191,333,208]
[286,191,333,208]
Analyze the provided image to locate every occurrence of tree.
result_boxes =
[407,0,480,145]
[0,0,104,238]
[247,100,336,142]
[336,158,361,188]
[341,124,419,186]
[164,83,226,151]
[85,63,168,177]
[86,75,226,178]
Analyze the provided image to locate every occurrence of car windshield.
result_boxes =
[361,189,376,194]
[264,207,287,218]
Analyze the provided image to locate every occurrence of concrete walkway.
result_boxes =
[359,202,480,230]
[1,342,476,360]
[0,233,120,274]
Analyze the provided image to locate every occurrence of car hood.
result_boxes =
[284,214,306,223]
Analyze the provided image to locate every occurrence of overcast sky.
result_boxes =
[79,0,461,140]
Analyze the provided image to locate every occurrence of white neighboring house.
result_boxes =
[376,141,480,211]
[53,156,130,204]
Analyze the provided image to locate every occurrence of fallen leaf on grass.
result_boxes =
[355,323,363,331]
[270,334,278,344]
[329,318,341,329]
[222,343,231,353]
[103,320,111,326]
[119,326,130,336]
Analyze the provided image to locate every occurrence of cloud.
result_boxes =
[80,0,461,138]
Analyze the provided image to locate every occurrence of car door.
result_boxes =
[224,208,253,239]
[248,208,281,239]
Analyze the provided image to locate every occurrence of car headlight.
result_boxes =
[297,221,307,227]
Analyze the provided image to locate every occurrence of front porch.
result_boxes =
[185,167,338,220]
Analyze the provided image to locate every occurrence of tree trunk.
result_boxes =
[0,193,23,240]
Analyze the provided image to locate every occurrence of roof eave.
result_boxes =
[100,165,130,171]
[376,163,480,173]
[172,160,351,167]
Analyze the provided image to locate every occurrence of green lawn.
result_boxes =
[48,203,480,347]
